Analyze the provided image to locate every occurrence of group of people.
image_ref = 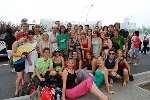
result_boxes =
[9,19,145,100]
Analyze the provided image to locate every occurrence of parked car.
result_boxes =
[0,40,8,59]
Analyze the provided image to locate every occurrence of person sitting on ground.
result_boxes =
[52,50,65,75]
[82,52,93,71]
[94,56,114,94]
[62,59,108,100]
[32,48,56,88]
[71,50,82,70]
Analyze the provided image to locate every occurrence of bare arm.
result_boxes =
[87,37,91,51]
[108,39,112,49]
[79,59,82,69]
[113,60,118,72]
[99,38,102,54]
[124,59,131,75]
[12,42,21,57]
[39,42,43,56]
[92,58,97,72]
[62,70,68,100]
[61,57,65,69]
[104,68,110,93]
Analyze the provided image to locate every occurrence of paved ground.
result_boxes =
[1,53,150,100]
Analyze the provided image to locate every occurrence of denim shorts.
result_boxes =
[132,48,139,58]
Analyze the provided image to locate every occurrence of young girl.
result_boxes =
[62,59,108,100]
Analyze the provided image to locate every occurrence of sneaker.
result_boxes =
[133,63,138,66]
[11,68,15,72]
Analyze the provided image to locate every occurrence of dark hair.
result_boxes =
[120,29,129,38]
[53,50,61,56]
[28,30,35,35]
[67,22,72,27]
[85,25,89,28]
[79,25,83,30]
[114,22,120,29]
[109,48,116,53]
[88,29,92,32]
[102,26,108,31]
[43,48,50,53]
[6,27,13,34]
[55,21,60,24]
[21,18,28,23]
[59,25,67,33]
[93,31,98,37]
[108,24,114,28]
[135,31,139,36]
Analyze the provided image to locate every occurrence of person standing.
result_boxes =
[131,31,141,65]
[15,23,28,41]
[25,30,38,81]
[12,35,28,96]
[92,31,102,58]
[56,25,70,58]
[49,25,58,52]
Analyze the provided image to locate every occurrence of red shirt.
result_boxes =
[15,31,27,41]
[132,36,141,48]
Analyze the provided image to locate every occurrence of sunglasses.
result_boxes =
[109,53,115,55]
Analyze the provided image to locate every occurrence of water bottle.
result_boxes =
[56,94,60,100]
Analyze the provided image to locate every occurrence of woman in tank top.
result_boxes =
[62,59,108,100]
[93,56,114,94]
[80,31,91,59]
[92,31,102,58]
[100,31,112,60]
[39,33,52,57]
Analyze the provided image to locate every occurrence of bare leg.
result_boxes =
[123,69,129,87]
[15,71,23,96]
[90,83,108,100]
[92,58,97,72]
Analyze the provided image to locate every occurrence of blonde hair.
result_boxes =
[42,33,49,40]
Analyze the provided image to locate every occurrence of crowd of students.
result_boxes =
[10,19,145,100]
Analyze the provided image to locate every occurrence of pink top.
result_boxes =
[132,36,141,48]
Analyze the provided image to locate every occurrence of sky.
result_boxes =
[0,0,150,26]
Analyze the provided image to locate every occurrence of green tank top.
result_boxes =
[94,69,105,87]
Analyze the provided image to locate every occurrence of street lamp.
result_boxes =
[85,4,94,23]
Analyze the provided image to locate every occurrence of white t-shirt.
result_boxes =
[48,32,58,52]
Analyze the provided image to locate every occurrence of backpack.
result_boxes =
[40,87,55,100]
